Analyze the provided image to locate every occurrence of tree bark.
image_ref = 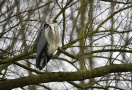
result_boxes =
[0,63,132,89]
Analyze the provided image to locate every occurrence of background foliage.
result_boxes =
[0,0,132,89]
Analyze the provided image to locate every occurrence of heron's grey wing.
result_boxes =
[36,24,47,57]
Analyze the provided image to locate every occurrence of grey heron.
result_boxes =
[36,20,61,70]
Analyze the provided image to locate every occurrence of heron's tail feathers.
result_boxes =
[36,54,52,70]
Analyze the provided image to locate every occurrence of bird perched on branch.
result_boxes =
[36,20,61,70]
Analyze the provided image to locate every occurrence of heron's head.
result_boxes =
[47,20,57,28]
[47,19,57,24]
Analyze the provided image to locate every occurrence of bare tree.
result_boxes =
[0,0,132,89]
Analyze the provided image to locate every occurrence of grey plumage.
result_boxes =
[36,20,60,70]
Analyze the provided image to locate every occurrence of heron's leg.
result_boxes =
[44,58,53,79]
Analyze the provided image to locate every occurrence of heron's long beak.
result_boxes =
[47,23,54,28]
[47,23,51,25]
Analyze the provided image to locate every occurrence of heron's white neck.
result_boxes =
[45,23,60,55]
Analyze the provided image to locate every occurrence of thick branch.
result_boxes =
[0,49,35,65]
[0,64,132,89]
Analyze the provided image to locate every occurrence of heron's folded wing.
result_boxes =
[36,24,48,56]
